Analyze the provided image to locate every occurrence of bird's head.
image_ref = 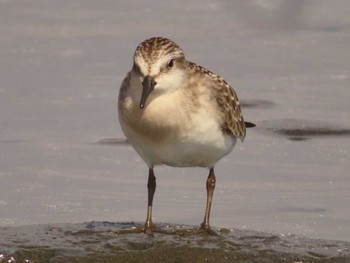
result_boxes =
[132,37,186,109]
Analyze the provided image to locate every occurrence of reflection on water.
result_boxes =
[1,222,349,263]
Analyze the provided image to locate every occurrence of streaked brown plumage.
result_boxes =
[187,61,246,139]
[118,37,249,233]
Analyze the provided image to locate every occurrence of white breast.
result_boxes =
[119,72,236,168]
[121,95,236,168]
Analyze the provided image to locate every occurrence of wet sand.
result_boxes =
[1,222,350,263]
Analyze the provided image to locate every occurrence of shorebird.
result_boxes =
[118,37,250,232]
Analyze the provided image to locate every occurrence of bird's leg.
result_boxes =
[201,168,216,231]
[144,168,156,232]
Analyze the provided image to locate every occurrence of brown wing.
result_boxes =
[214,80,246,141]
[189,62,246,141]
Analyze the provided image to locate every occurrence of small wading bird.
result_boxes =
[118,37,254,233]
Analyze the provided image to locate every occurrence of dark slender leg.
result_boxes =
[144,168,156,232]
[201,168,216,231]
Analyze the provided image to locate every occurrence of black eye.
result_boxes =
[167,59,174,68]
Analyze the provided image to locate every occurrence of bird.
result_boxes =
[118,37,251,233]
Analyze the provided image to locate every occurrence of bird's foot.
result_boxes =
[143,221,157,234]
[200,222,210,232]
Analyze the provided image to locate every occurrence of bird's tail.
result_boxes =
[245,121,256,128]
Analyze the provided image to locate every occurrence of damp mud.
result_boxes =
[240,99,276,109]
[96,138,129,146]
[257,119,350,141]
[1,222,349,263]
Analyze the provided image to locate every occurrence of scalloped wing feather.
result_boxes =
[189,63,246,141]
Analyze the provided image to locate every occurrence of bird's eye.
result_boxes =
[167,59,175,68]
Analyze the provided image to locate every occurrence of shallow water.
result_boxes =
[1,222,349,263]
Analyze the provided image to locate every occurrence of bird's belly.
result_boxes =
[127,123,236,168]
[120,96,237,168]
[150,137,235,168]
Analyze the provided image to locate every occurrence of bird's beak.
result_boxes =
[140,75,157,109]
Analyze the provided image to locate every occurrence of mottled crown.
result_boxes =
[134,37,185,63]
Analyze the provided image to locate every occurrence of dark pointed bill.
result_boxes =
[140,75,157,109]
